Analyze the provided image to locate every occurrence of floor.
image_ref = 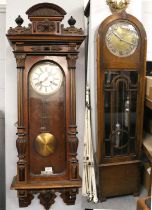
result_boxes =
[82,187,147,210]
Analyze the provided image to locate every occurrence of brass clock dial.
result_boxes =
[105,21,139,57]
[30,61,63,95]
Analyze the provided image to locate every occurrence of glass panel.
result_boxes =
[104,70,138,157]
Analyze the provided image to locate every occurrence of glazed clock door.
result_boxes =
[104,70,138,158]
[26,57,67,180]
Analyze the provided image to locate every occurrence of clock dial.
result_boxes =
[30,62,63,95]
[105,21,139,57]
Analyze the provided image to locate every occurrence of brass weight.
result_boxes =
[34,133,57,157]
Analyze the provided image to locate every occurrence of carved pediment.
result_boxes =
[26,3,66,18]
[7,3,84,36]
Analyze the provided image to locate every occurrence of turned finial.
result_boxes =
[68,16,76,26]
[15,15,24,26]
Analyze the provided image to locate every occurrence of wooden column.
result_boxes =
[15,53,27,182]
[67,54,79,180]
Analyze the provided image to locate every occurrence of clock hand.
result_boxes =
[112,31,122,40]
[35,76,49,86]
[50,81,58,86]
[35,81,42,87]
[119,38,137,46]
[112,31,136,46]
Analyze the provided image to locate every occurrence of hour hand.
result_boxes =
[112,31,122,40]
[35,81,42,87]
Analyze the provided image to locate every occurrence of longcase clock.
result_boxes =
[96,3,147,201]
[7,3,85,209]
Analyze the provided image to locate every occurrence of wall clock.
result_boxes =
[7,3,85,209]
[96,3,147,201]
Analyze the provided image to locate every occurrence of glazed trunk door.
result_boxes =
[24,56,67,180]
[29,82,66,177]
[103,70,138,160]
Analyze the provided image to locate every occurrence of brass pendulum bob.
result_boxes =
[35,132,56,157]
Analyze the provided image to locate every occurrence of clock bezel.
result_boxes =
[29,60,64,96]
[105,20,139,57]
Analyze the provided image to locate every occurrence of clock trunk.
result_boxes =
[26,57,67,179]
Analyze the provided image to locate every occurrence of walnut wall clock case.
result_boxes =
[7,3,85,209]
[96,7,147,201]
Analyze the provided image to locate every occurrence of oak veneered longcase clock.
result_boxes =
[96,4,147,201]
[7,3,85,209]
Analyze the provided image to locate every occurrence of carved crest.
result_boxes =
[61,25,84,35]
[106,0,130,13]
[7,4,84,36]
[31,45,62,52]
[8,24,32,35]
[26,3,66,17]
[37,20,56,32]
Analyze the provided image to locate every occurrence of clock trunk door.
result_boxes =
[25,56,67,180]
[104,70,138,160]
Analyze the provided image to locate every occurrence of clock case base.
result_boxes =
[98,160,140,201]
[11,176,81,209]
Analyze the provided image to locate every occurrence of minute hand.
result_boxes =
[112,31,136,46]
[120,38,137,46]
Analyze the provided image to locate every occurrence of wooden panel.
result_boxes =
[29,84,66,176]
[99,161,140,199]
[24,56,69,181]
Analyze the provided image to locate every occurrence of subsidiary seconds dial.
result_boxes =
[30,61,63,95]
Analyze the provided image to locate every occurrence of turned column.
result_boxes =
[15,53,27,182]
[66,54,79,180]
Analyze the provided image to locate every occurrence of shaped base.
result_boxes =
[11,176,81,209]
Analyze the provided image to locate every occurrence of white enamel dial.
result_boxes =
[30,62,63,95]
